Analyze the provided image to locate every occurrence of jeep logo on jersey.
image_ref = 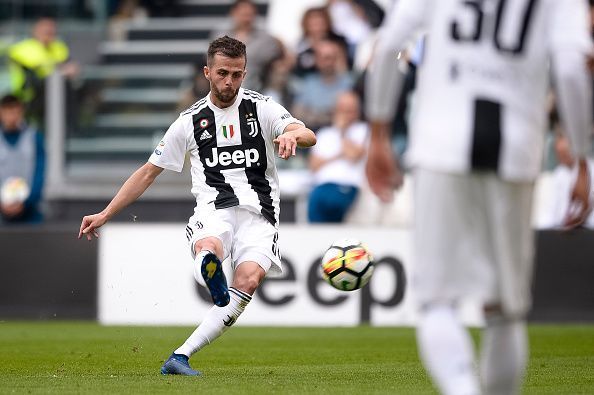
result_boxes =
[204,147,260,169]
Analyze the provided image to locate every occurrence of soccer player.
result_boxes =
[365,1,592,394]
[78,36,316,376]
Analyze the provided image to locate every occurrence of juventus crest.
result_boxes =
[246,113,259,137]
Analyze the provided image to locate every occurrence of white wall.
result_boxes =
[99,224,483,326]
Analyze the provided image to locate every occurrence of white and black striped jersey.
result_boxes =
[368,0,592,181]
[149,88,303,226]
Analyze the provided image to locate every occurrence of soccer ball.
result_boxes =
[321,238,375,291]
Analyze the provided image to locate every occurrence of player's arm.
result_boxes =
[78,162,163,240]
[549,0,593,228]
[364,0,427,202]
[365,0,429,123]
[274,123,316,160]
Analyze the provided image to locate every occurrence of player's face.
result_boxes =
[204,54,246,107]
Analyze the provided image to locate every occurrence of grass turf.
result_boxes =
[0,322,592,394]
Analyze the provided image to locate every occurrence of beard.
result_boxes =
[211,84,239,104]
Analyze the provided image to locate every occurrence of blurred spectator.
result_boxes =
[211,0,284,91]
[291,39,353,131]
[327,0,372,56]
[308,91,368,222]
[176,60,211,112]
[538,132,594,229]
[293,6,350,77]
[7,17,79,126]
[261,39,295,107]
[0,95,45,224]
[107,0,149,42]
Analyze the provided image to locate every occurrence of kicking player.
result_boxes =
[79,36,316,375]
[365,1,592,394]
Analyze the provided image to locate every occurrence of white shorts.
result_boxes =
[185,206,282,276]
[413,169,535,317]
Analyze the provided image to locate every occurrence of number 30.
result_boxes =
[450,0,538,55]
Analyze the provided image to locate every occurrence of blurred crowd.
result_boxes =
[0,0,593,227]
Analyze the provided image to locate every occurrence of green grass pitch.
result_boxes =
[0,322,592,394]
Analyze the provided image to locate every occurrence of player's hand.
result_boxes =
[273,131,297,160]
[563,158,592,229]
[78,212,108,241]
[366,122,402,203]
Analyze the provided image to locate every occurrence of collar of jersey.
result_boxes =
[207,87,243,112]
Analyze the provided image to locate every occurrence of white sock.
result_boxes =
[480,317,527,395]
[417,305,480,395]
[174,287,251,357]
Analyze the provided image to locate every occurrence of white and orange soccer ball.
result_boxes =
[320,238,375,291]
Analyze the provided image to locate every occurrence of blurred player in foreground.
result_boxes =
[366,1,593,394]
[79,36,316,376]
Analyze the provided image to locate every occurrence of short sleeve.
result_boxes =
[258,98,305,139]
[148,115,191,172]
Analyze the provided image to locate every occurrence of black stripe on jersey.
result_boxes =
[193,109,240,209]
[471,98,502,171]
[239,98,276,226]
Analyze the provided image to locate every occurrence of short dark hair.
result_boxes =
[0,94,23,108]
[231,0,256,11]
[207,35,247,67]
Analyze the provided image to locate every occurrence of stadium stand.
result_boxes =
[1,0,314,222]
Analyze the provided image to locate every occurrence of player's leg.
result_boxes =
[480,306,528,395]
[172,259,266,360]
[479,178,534,395]
[413,169,481,395]
[416,303,479,395]
[170,210,279,366]
[162,215,232,375]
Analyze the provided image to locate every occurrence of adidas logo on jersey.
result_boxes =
[204,147,260,168]
[200,130,212,140]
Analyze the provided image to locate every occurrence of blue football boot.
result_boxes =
[160,353,201,376]
[200,252,230,307]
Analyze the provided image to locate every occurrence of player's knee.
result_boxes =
[194,237,223,259]
[232,272,261,295]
